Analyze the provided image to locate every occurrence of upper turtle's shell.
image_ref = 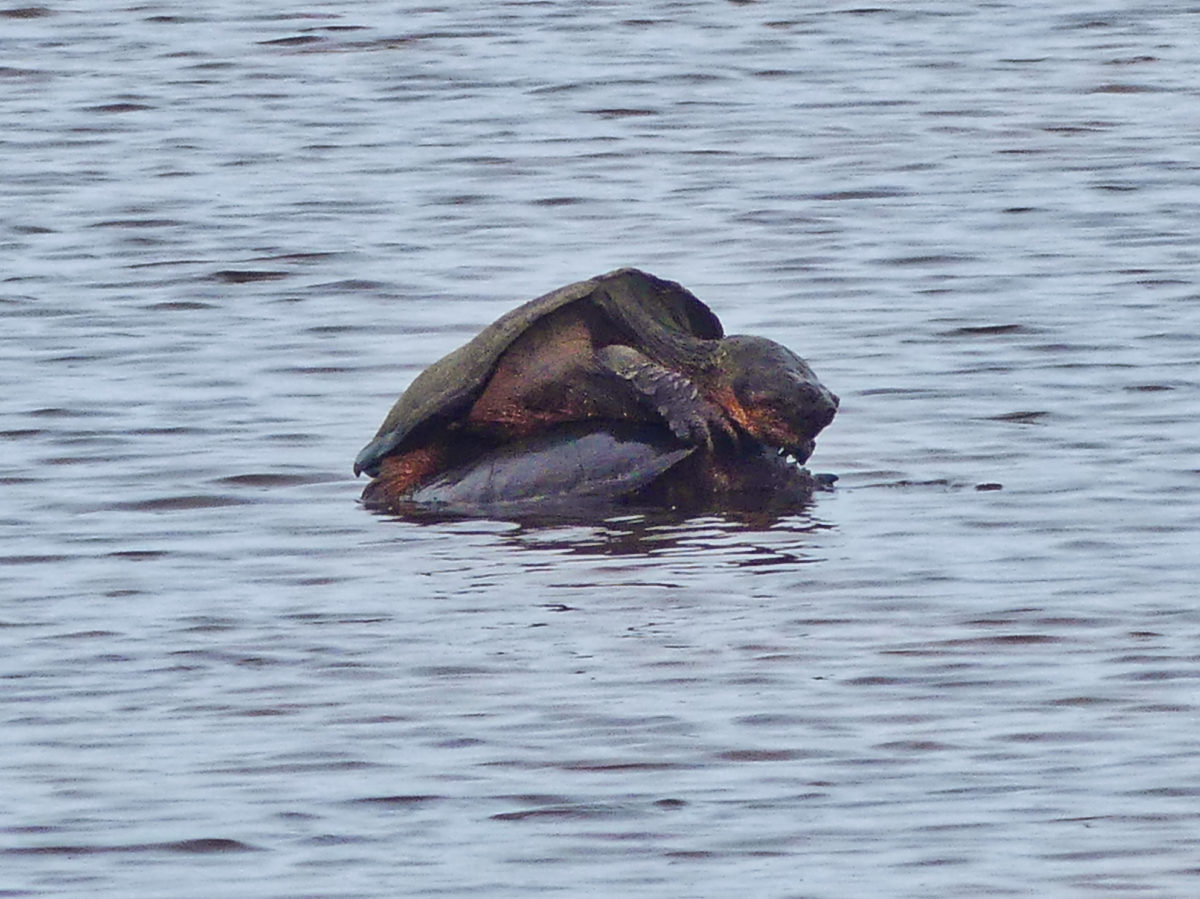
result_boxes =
[354,268,723,476]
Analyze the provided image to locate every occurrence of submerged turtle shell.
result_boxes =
[367,421,824,519]
[355,268,723,476]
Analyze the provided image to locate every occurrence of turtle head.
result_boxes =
[714,335,838,464]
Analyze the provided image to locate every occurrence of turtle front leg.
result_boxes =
[595,344,734,449]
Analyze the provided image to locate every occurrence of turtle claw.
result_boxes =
[664,413,700,446]
[663,405,717,451]
[598,344,730,449]
[667,399,739,453]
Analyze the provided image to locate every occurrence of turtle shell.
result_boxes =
[354,268,723,477]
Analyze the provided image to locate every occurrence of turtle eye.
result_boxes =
[733,375,775,407]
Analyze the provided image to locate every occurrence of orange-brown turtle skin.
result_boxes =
[355,268,838,510]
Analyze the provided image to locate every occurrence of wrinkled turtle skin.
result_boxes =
[355,268,838,512]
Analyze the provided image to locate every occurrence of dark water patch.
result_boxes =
[42,352,110,364]
[106,550,169,561]
[807,188,909,201]
[1,554,71,565]
[941,633,1067,647]
[258,34,327,47]
[143,300,216,310]
[1088,82,1161,94]
[349,794,445,807]
[857,387,939,397]
[0,300,76,318]
[177,617,237,634]
[209,269,290,284]
[495,793,613,810]
[410,665,500,678]
[250,251,339,264]
[940,323,1035,337]
[1000,730,1121,744]
[431,193,489,206]
[530,196,586,207]
[9,224,55,236]
[308,25,370,34]
[560,761,687,773]
[84,102,152,114]
[844,675,925,687]
[379,29,497,42]
[268,364,354,376]
[1026,342,1127,357]
[144,14,205,24]
[1042,122,1115,134]
[170,647,289,667]
[236,707,296,718]
[492,803,635,822]
[108,494,253,512]
[988,410,1050,423]
[218,760,379,775]
[1127,786,1200,798]
[716,749,812,762]
[42,451,135,467]
[299,833,376,847]
[877,740,955,752]
[124,426,207,439]
[215,473,327,488]
[27,407,103,419]
[1,6,53,17]
[125,257,209,269]
[882,254,976,267]
[263,432,322,444]
[1115,668,1200,683]
[968,614,1110,629]
[0,65,49,81]
[306,323,373,336]
[1107,55,1159,66]
[282,612,392,626]
[1,838,258,855]
[310,279,390,292]
[583,108,659,119]
[1131,277,1190,289]
[51,630,120,640]
[89,218,183,229]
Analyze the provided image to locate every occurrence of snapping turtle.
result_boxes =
[355,268,838,509]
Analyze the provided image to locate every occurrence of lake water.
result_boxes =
[4,2,1200,896]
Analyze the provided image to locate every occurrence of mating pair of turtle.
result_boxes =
[354,268,838,515]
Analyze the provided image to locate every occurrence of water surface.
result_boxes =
[4,2,1200,896]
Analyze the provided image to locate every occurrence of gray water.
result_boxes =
[4,2,1200,896]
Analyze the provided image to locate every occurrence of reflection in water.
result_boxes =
[368,500,830,567]
[504,509,830,567]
